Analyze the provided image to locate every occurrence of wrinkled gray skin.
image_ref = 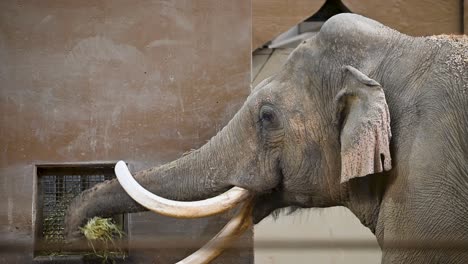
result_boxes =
[65,14,468,263]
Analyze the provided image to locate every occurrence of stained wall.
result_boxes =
[0,1,252,263]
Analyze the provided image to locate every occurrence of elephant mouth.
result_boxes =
[114,161,254,264]
[251,189,284,224]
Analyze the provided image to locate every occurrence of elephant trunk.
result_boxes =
[114,160,250,218]
[64,107,254,239]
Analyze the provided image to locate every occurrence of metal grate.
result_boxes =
[35,165,125,257]
[40,174,114,243]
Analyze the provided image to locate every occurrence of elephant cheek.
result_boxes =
[228,159,278,193]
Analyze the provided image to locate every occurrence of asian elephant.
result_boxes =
[65,14,468,263]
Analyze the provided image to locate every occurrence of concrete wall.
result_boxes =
[465,0,468,33]
[252,0,465,49]
[255,208,381,264]
[343,0,463,36]
[252,0,326,49]
[0,1,252,263]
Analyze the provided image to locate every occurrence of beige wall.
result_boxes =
[252,0,325,49]
[0,1,252,263]
[465,0,468,33]
[255,207,380,264]
[343,0,463,36]
[253,0,465,49]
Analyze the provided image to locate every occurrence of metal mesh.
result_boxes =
[38,170,115,244]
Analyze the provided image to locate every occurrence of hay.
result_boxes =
[80,217,126,263]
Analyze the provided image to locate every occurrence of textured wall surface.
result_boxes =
[255,207,381,264]
[252,0,464,50]
[0,1,252,263]
[252,0,325,49]
[343,0,463,35]
[465,0,468,33]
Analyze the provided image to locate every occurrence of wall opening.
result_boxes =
[33,163,128,263]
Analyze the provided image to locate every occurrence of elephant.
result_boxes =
[64,13,468,263]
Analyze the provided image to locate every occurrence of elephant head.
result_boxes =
[65,13,397,261]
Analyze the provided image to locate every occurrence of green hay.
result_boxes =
[80,217,126,263]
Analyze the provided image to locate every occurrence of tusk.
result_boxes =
[114,161,251,218]
[177,200,253,264]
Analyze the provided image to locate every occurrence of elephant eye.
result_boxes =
[259,105,280,130]
[261,111,275,123]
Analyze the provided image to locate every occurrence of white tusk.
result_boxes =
[177,200,253,264]
[114,161,251,218]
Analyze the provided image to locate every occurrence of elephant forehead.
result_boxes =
[316,13,394,50]
[320,13,386,39]
[270,90,305,113]
[248,82,285,105]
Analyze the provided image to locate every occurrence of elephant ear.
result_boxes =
[335,66,392,183]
